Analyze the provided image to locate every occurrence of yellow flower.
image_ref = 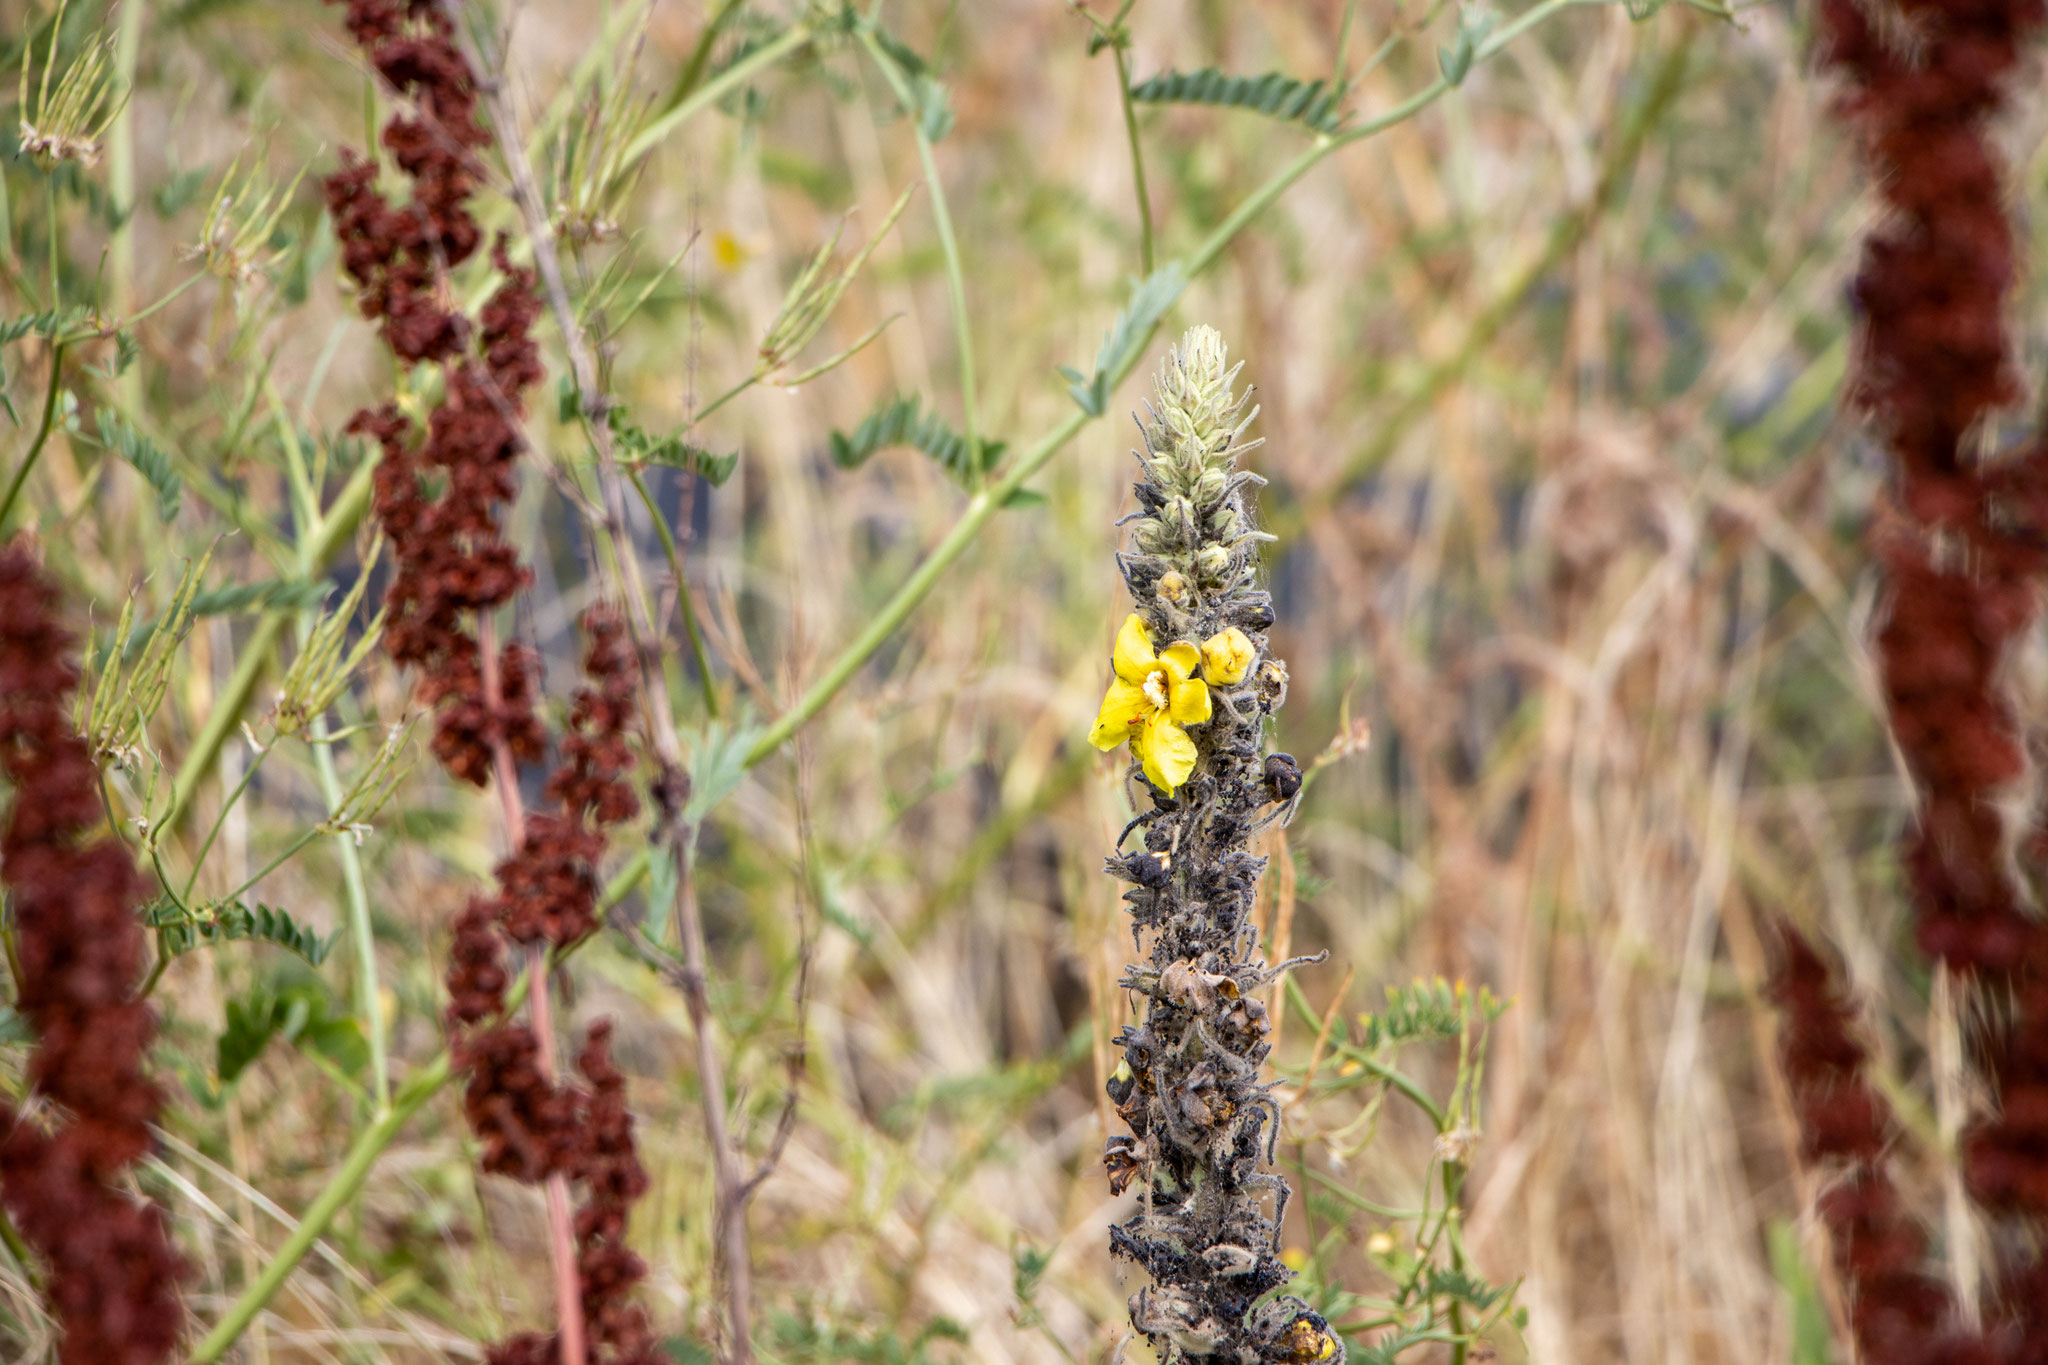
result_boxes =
[1090,614,1211,792]
[1200,627,1255,686]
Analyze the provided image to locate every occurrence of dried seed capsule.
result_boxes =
[1265,752,1303,803]
[1127,851,1172,888]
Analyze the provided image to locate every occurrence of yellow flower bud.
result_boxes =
[1158,570,1187,603]
[1200,627,1255,686]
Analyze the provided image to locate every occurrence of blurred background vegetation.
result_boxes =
[0,0,2015,1361]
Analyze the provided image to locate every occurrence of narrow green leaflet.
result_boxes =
[828,393,1005,489]
[1422,1266,1513,1313]
[560,380,740,486]
[1127,67,1347,135]
[1439,8,1500,87]
[864,22,955,142]
[95,410,183,520]
[147,896,337,967]
[684,715,762,826]
[613,416,740,486]
[218,979,368,1085]
[1059,261,1187,417]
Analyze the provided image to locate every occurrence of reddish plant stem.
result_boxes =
[451,9,760,1359]
[481,616,588,1365]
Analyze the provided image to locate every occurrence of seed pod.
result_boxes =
[1265,752,1303,803]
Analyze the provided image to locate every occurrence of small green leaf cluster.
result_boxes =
[830,393,1005,490]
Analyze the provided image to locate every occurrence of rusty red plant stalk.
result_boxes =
[1780,4,2048,1360]
[0,544,185,1365]
[321,3,658,1362]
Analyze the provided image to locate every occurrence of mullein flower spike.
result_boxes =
[1097,326,1341,1364]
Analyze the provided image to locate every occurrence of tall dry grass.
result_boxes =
[0,1,2013,1363]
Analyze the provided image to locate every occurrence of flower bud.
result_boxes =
[1195,544,1232,583]
[1195,467,1227,506]
[1208,506,1239,537]
[1157,570,1188,603]
[1200,627,1255,686]
[1134,518,1169,554]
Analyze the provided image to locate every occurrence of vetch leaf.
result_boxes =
[148,895,337,967]
[1062,262,1187,416]
[828,393,1004,488]
[94,411,183,520]
[1128,66,1347,135]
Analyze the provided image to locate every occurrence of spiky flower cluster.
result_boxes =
[0,544,184,1365]
[1099,327,1338,1364]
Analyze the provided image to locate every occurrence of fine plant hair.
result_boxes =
[1097,326,1339,1364]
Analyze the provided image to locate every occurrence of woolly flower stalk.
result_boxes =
[1096,327,1337,1364]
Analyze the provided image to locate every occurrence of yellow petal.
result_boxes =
[1139,714,1198,792]
[1090,678,1151,750]
[1169,677,1211,726]
[1200,627,1255,686]
[1112,614,1158,684]
[1159,641,1202,686]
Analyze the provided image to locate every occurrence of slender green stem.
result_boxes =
[216,826,324,906]
[186,1053,449,1364]
[180,744,272,904]
[0,341,67,535]
[1284,975,1447,1125]
[184,850,649,1363]
[160,455,377,837]
[856,26,980,459]
[665,0,744,114]
[309,713,389,1110]
[691,372,757,428]
[1112,44,1154,275]
[0,1203,31,1273]
[1445,1158,1469,1365]
[630,469,718,718]
[912,128,977,459]
[742,0,1606,769]
[618,21,813,170]
[105,0,145,384]
[120,270,208,330]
